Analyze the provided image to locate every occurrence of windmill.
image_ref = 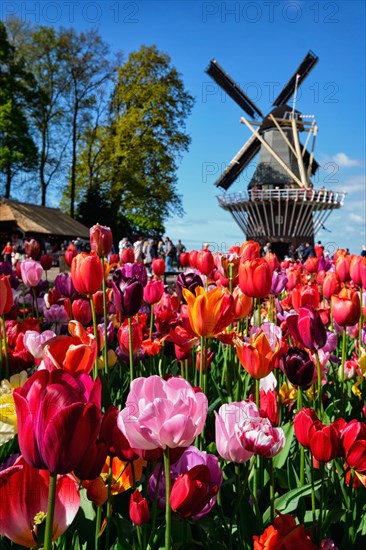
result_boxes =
[206,51,346,257]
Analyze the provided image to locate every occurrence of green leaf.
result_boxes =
[263,480,323,525]
[273,422,294,469]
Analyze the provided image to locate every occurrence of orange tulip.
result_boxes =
[253,512,317,550]
[239,258,272,298]
[71,251,104,295]
[331,288,360,327]
[182,286,234,338]
[323,272,341,300]
[232,287,253,320]
[291,284,320,312]
[234,329,279,379]
[349,255,366,287]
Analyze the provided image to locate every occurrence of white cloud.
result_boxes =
[331,152,361,168]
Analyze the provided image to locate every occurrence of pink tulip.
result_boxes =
[23,329,56,359]
[20,259,43,287]
[239,416,286,458]
[143,279,165,304]
[215,401,259,463]
[117,375,208,450]
[0,456,79,547]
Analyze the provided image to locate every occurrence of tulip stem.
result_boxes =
[340,328,347,416]
[105,457,113,550]
[163,448,172,550]
[95,505,101,550]
[297,389,305,486]
[44,472,57,550]
[318,462,325,543]
[315,350,323,416]
[89,296,99,380]
[101,259,109,376]
[149,304,154,340]
[0,315,9,380]
[269,458,275,523]
[32,287,39,318]
[310,452,316,526]
[128,316,135,383]
[255,378,260,409]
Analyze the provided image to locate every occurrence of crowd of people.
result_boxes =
[118,236,186,273]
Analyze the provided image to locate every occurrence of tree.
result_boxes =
[75,45,194,234]
[0,21,38,197]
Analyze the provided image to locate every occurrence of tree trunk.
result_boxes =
[70,98,78,219]
[5,162,11,198]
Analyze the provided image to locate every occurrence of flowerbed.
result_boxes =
[0,229,365,549]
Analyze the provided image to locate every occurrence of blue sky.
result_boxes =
[3,1,365,254]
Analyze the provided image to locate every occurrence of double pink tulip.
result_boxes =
[118,375,208,450]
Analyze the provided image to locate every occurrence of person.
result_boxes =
[263,242,271,255]
[164,237,176,271]
[175,239,186,267]
[2,241,13,263]
[118,237,132,256]
[296,243,306,260]
[144,239,157,274]
[314,240,324,259]
[74,237,84,252]
[133,237,144,263]
[302,242,316,260]
[361,245,366,258]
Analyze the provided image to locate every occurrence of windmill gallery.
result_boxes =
[206,51,346,258]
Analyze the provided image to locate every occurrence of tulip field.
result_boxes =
[0,228,365,549]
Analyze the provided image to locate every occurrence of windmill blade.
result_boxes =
[215,135,261,189]
[206,60,263,119]
[273,51,319,106]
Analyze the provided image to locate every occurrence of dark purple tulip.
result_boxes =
[54,272,77,299]
[112,269,143,317]
[121,263,148,287]
[270,271,288,296]
[282,347,315,387]
[287,305,327,351]
[175,271,204,303]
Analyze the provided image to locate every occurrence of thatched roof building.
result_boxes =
[0,198,89,241]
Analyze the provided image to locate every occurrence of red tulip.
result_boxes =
[0,456,80,547]
[286,267,301,290]
[239,258,272,299]
[349,255,366,287]
[13,369,102,474]
[71,252,104,295]
[264,252,280,273]
[239,240,261,260]
[188,250,198,268]
[90,223,113,257]
[170,465,219,519]
[72,298,92,325]
[304,257,318,274]
[254,512,318,550]
[335,255,351,282]
[117,320,142,357]
[24,239,40,259]
[152,258,166,276]
[331,288,360,327]
[342,419,366,474]
[196,248,215,275]
[179,252,190,267]
[143,279,165,304]
[294,408,321,449]
[260,389,279,426]
[121,247,135,264]
[309,422,340,463]
[65,248,77,267]
[0,274,13,315]
[130,489,150,525]
[291,284,320,312]
[109,253,120,265]
[323,272,341,300]
[40,254,53,270]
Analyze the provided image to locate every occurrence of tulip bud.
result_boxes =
[90,223,113,257]
[121,248,135,264]
[309,422,340,463]
[117,320,142,356]
[0,274,13,314]
[24,239,40,259]
[331,288,360,327]
[335,255,351,282]
[179,252,190,267]
[20,259,43,287]
[64,248,77,267]
[175,272,203,303]
[130,490,150,526]
[72,298,92,326]
[239,240,261,260]
[40,254,53,271]
[323,272,341,300]
[144,279,164,304]
[294,408,320,449]
[188,250,198,268]
[112,269,143,317]
[239,259,272,299]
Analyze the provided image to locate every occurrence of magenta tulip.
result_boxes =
[13,370,102,474]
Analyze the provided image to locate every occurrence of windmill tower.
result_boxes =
[206,51,346,257]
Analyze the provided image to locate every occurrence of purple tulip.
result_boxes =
[121,263,148,287]
[282,347,315,387]
[287,305,327,350]
[175,271,204,302]
[148,446,222,520]
[270,270,288,295]
[112,269,143,317]
[54,272,77,299]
